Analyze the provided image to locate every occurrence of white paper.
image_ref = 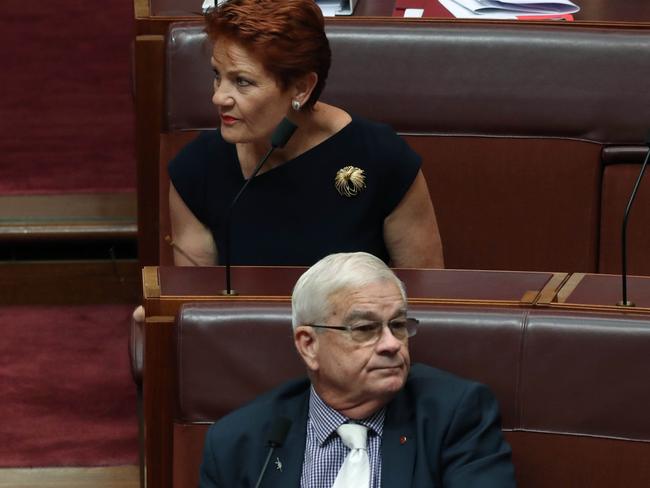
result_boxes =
[439,0,517,18]
[449,0,579,15]
[317,0,340,17]
[404,8,425,17]
[202,0,230,12]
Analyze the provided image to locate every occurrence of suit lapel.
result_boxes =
[253,382,419,486]
[258,391,309,487]
[381,389,416,487]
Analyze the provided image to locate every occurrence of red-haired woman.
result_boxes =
[168,0,444,268]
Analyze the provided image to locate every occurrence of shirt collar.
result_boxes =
[308,386,386,447]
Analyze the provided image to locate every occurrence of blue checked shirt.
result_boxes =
[300,386,385,488]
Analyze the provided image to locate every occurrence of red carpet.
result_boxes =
[0,304,138,467]
[0,1,136,195]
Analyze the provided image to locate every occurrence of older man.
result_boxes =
[200,252,515,487]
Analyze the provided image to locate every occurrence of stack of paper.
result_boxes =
[315,0,358,16]
[316,1,341,17]
[440,0,579,19]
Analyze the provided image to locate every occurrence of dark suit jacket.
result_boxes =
[200,363,515,487]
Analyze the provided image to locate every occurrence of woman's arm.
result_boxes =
[131,185,217,349]
[169,183,218,266]
[383,170,444,268]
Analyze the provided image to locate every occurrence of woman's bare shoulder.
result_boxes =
[313,102,352,134]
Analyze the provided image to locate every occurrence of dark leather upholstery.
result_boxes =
[166,23,650,141]
[176,303,300,422]
[172,302,650,487]
[522,311,650,440]
[160,21,650,273]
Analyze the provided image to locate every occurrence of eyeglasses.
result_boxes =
[309,318,419,345]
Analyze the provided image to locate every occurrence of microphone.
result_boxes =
[253,417,292,488]
[221,118,298,295]
[270,117,298,148]
[617,132,650,307]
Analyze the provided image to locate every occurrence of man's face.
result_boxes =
[297,279,411,416]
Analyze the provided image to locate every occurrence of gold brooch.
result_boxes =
[334,166,366,197]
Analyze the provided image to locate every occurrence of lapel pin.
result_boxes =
[275,456,283,472]
[399,435,407,445]
[335,165,366,197]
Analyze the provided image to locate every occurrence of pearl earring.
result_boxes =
[292,99,301,111]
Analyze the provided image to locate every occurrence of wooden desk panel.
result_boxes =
[143,265,565,316]
[542,272,650,313]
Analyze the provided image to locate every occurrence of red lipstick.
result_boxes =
[220,114,238,126]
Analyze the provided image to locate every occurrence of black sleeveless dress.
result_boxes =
[168,116,421,266]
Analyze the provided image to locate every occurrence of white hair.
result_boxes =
[291,252,407,330]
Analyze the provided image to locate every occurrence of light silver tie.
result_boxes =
[332,423,370,488]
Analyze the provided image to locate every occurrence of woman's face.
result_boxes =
[211,38,294,145]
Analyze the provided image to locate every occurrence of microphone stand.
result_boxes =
[253,445,278,488]
[253,417,292,488]
[617,139,650,307]
[222,147,275,295]
[221,118,297,295]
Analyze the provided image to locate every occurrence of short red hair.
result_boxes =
[205,0,331,110]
